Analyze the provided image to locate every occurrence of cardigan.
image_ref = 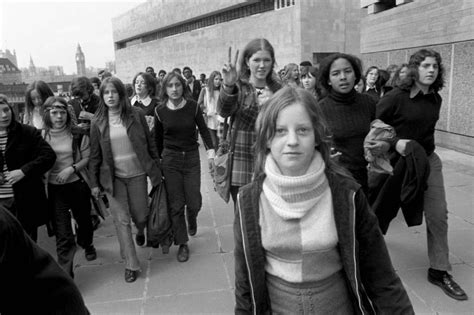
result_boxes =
[234,171,414,315]
[89,107,161,195]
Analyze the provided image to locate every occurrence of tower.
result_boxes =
[29,55,36,75]
[76,44,86,76]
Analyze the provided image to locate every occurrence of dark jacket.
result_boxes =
[89,107,161,195]
[234,171,413,315]
[187,78,202,103]
[369,141,430,234]
[0,121,56,229]
[0,207,89,315]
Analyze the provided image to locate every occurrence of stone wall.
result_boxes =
[360,0,474,154]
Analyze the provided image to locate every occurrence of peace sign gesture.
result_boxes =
[222,46,239,86]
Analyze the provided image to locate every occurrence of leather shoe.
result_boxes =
[428,269,468,301]
[124,269,139,283]
[84,245,97,261]
[187,214,197,236]
[177,244,189,262]
[162,244,170,254]
[135,233,145,247]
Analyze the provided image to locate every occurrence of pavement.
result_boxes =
[37,145,474,315]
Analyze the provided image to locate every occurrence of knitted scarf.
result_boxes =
[262,151,330,220]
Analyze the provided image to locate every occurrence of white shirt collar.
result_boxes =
[131,95,152,106]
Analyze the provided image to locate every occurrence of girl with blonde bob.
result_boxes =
[233,86,413,314]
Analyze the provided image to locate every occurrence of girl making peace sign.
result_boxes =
[217,38,282,203]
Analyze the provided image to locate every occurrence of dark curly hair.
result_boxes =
[317,53,362,92]
[399,48,445,92]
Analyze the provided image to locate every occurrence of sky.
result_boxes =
[0,0,146,74]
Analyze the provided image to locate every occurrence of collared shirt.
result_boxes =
[409,84,435,99]
[131,95,152,106]
[188,79,195,93]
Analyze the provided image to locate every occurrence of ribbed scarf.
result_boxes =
[262,151,330,220]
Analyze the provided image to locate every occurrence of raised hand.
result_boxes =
[222,46,239,86]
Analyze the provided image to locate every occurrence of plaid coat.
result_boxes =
[217,80,281,187]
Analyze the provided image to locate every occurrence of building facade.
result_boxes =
[112,0,360,83]
[0,58,22,85]
[360,0,474,154]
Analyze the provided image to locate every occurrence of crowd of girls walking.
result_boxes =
[0,36,467,314]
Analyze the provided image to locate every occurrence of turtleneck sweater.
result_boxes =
[259,152,342,283]
[318,89,376,171]
[108,108,144,178]
[45,127,79,185]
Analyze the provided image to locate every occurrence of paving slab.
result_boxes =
[143,290,234,314]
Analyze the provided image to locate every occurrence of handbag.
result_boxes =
[147,179,173,250]
[213,115,237,203]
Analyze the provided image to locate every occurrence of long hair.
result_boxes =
[254,86,351,179]
[158,72,192,104]
[282,63,301,86]
[42,96,73,136]
[132,72,156,98]
[237,38,280,89]
[399,49,445,92]
[24,80,54,115]
[206,71,222,102]
[318,53,362,93]
[391,63,408,87]
[95,77,133,124]
[300,66,321,99]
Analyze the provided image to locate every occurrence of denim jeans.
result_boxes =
[162,148,202,245]
[48,180,93,277]
[107,174,148,271]
[424,153,451,271]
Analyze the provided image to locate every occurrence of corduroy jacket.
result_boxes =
[89,107,161,195]
[234,170,414,315]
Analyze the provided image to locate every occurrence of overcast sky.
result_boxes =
[0,0,146,74]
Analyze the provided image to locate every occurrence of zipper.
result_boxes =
[351,191,365,314]
[351,191,376,315]
[237,194,257,315]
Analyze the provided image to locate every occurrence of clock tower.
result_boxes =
[75,44,86,76]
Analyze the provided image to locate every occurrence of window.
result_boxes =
[115,0,275,49]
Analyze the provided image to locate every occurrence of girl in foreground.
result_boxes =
[233,86,413,314]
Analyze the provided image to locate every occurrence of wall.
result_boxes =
[113,0,253,42]
[113,0,361,82]
[300,0,361,61]
[114,5,300,82]
[360,0,474,154]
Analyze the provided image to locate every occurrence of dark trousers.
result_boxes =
[48,180,93,277]
[162,148,202,245]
